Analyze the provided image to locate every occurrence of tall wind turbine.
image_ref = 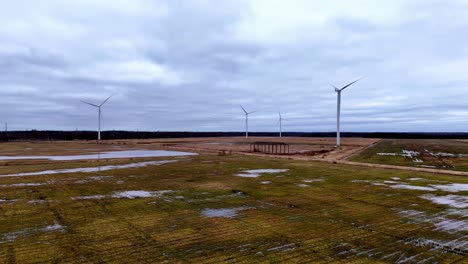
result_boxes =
[240,105,256,138]
[277,111,288,137]
[82,95,113,141]
[331,77,364,147]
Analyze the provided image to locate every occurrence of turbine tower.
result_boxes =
[240,105,256,138]
[331,77,364,147]
[82,95,113,141]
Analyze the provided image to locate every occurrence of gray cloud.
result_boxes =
[1,0,468,132]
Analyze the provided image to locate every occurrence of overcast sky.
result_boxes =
[1,0,468,132]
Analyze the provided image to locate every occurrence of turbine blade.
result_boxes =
[239,105,247,114]
[100,94,114,106]
[81,100,98,107]
[248,110,257,114]
[339,77,365,92]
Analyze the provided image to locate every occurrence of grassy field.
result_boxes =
[350,139,468,172]
[0,141,467,263]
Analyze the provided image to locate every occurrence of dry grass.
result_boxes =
[0,139,466,263]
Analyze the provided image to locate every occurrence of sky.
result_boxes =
[1,0,468,132]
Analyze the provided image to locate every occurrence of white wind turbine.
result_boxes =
[277,111,288,137]
[81,95,113,141]
[240,105,256,138]
[330,77,364,147]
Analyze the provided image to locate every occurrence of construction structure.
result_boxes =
[250,142,290,155]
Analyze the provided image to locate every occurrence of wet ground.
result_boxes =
[0,140,466,263]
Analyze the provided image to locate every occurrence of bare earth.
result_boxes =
[111,137,468,177]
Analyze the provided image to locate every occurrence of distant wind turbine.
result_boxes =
[81,95,114,141]
[277,111,288,137]
[240,105,257,138]
[330,77,364,147]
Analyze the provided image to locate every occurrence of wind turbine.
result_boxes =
[81,95,113,141]
[277,111,288,137]
[330,77,364,147]
[240,105,256,138]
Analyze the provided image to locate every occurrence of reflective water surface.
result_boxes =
[0,150,197,161]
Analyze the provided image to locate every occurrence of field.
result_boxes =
[0,138,467,263]
[350,139,468,172]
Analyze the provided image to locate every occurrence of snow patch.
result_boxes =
[201,207,252,218]
[0,183,44,187]
[303,179,325,183]
[72,190,174,200]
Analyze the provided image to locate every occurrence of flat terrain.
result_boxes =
[350,139,468,172]
[0,139,467,263]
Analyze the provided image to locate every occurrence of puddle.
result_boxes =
[429,183,468,192]
[296,183,309,187]
[391,177,400,181]
[420,194,468,208]
[111,190,171,199]
[201,207,252,218]
[0,160,176,178]
[390,184,436,191]
[260,181,271,184]
[72,190,174,200]
[0,150,196,161]
[235,169,289,178]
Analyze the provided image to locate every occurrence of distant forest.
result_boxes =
[1,130,468,141]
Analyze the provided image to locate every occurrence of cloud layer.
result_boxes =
[1,0,468,132]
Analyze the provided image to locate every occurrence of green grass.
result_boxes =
[350,139,468,171]
[0,150,467,263]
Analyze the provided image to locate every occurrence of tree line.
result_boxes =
[1,130,468,141]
